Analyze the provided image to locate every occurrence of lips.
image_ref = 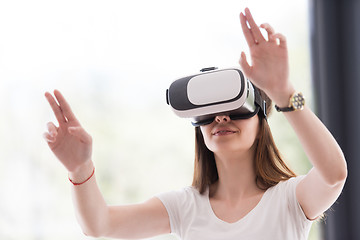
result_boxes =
[212,129,237,136]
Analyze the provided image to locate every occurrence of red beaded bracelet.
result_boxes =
[69,167,95,186]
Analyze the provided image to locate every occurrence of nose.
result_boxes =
[215,115,231,123]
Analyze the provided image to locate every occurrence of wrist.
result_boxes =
[275,91,305,112]
[68,160,94,183]
[273,91,295,108]
[270,85,296,108]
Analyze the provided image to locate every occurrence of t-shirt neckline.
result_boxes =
[205,186,271,225]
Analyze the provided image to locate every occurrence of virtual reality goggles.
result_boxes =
[166,67,267,126]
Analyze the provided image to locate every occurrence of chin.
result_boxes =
[207,139,256,155]
[210,144,250,154]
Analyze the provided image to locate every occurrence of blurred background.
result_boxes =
[0,0,321,239]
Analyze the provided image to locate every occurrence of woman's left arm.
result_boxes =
[239,8,347,220]
[283,106,347,220]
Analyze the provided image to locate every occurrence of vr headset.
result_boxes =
[166,67,267,126]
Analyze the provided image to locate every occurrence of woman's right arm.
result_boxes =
[69,161,170,238]
[44,90,170,238]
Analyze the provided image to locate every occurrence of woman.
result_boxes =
[44,8,347,239]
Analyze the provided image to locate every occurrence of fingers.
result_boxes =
[258,23,287,47]
[260,23,275,42]
[244,8,264,43]
[43,122,92,145]
[45,91,67,124]
[240,12,256,47]
[47,122,58,135]
[53,90,78,122]
[68,126,92,144]
[43,122,58,143]
[271,33,287,48]
[43,132,56,143]
[240,8,265,47]
[240,8,286,48]
[239,52,252,78]
[45,90,78,125]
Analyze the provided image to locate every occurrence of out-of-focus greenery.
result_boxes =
[0,0,322,239]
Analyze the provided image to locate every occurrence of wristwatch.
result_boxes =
[275,92,305,112]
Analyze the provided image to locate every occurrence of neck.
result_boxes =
[211,148,261,201]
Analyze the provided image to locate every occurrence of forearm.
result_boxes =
[69,160,109,237]
[283,106,347,185]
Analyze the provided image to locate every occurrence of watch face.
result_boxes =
[291,93,305,110]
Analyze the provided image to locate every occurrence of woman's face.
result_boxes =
[200,115,260,155]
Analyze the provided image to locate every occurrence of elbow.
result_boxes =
[327,158,348,187]
[337,155,348,183]
[83,231,97,238]
[82,227,104,238]
[337,162,348,184]
[333,169,347,187]
[76,206,110,238]
[78,214,109,238]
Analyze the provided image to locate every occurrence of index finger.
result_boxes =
[45,91,67,124]
[240,12,256,47]
[244,8,265,43]
[53,90,78,122]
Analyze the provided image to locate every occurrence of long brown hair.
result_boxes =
[192,90,296,194]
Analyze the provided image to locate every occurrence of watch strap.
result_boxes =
[275,105,294,112]
[275,92,305,112]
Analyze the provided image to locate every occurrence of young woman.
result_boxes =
[44,8,347,240]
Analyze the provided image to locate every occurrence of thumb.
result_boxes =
[239,51,252,78]
[68,126,92,144]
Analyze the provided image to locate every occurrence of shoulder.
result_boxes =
[156,186,200,199]
[156,186,203,210]
[269,175,305,195]
[264,176,309,220]
[266,176,306,208]
[155,186,205,236]
[267,176,312,223]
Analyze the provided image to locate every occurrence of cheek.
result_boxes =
[200,126,209,140]
[245,122,260,142]
[199,126,213,149]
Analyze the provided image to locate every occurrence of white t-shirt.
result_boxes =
[156,176,313,240]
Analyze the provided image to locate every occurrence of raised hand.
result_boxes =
[44,90,92,173]
[239,8,295,106]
